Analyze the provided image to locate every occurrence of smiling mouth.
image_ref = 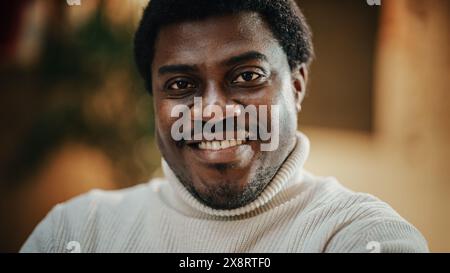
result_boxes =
[198,138,247,150]
[188,131,251,151]
[185,131,255,165]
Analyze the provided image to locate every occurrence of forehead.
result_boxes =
[152,12,284,67]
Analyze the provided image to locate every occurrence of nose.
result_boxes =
[191,81,241,123]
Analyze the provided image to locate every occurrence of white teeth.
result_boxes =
[197,139,246,150]
[196,131,251,150]
[221,140,230,149]
[212,141,220,150]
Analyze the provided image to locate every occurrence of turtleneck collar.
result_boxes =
[161,131,310,218]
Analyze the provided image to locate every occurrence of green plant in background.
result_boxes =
[2,2,158,187]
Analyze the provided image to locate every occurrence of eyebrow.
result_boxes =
[158,64,199,75]
[222,51,269,67]
[157,51,269,75]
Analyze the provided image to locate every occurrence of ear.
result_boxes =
[291,63,308,112]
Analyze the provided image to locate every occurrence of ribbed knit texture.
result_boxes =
[20,132,429,253]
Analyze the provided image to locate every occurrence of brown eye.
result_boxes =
[169,80,195,90]
[233,72,263,83]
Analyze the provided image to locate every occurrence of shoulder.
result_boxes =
[300,172,429,253]
[20,179,164,253]
[63,180,158,212]
[57,179,168,227]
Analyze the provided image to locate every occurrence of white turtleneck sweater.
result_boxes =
[20,132,428,253]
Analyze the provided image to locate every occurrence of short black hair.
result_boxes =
[134,0,314,93]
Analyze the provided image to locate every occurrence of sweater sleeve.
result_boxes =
[324,217,429,253]
[20,204,64,253]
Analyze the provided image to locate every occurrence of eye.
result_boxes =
[168,79,196,90]
[232,72,263,84]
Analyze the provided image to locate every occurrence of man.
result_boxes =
[21,0,428,253]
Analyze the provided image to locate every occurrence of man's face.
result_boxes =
[151,12,303,209]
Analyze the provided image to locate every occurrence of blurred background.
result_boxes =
[0,0,448,252]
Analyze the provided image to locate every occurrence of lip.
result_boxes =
[185,131,251,145]
[186,141,255,165]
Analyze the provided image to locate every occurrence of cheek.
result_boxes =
[272,81,297,130]
[154,101,178,140]
[278,75,297,111]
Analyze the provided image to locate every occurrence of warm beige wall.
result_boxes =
[302,0,449,252]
